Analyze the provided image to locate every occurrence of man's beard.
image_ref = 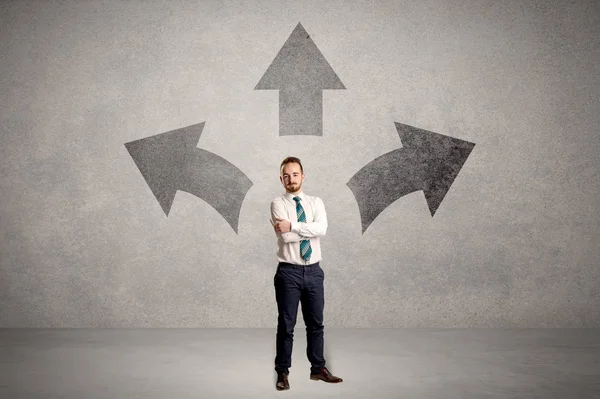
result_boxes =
[286,182,301,193]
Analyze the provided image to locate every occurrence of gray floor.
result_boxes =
[2,328,599,399]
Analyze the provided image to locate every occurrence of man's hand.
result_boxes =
[273,217,292,234]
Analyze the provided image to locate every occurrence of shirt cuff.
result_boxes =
[291,221,300,234]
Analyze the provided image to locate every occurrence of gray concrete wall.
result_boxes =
[1,0,598,327]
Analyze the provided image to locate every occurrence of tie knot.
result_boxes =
[293,196,301,203]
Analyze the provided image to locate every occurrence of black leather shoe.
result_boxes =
[310,367,343,383]
[276,371,290,390]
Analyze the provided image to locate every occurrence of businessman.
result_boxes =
[270,156,343,391]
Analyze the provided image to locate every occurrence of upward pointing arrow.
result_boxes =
[255,22,346,136]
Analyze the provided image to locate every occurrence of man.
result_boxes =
[270,156,343,391]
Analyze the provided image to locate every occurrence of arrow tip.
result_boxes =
[255,22,345,90]
[125,122,206,216]
[394,122,475,216]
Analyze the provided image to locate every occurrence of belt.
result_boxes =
[278,261,319,268]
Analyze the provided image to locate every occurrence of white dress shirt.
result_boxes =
[270,191,327,265]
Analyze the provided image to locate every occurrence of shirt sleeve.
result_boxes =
[270,199,305,243]
[290,197,327,237]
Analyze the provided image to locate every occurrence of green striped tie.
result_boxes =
[293,196,312,261]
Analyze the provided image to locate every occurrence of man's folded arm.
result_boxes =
[290,198,327,238]
[270,200,304,243]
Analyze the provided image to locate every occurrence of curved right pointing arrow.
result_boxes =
[347,122,475,233]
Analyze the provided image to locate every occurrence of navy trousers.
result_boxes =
[274,262,325,374]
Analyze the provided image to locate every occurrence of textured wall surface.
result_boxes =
[1,0,598,327]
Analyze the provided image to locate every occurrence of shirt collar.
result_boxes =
[284,191,305,202]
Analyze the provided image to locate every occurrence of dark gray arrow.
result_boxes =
[347,122,475,233]
[124,122,253,233]
[255,22,345,136]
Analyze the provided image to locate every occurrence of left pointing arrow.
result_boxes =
[124,122,253,233]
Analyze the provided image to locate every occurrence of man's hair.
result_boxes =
[280,156,303,174]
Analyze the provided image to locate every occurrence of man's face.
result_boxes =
[280,162,304,194]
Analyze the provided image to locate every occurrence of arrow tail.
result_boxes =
[279,90,323,136]
[183,150,253,233]
[347,149,424,233]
